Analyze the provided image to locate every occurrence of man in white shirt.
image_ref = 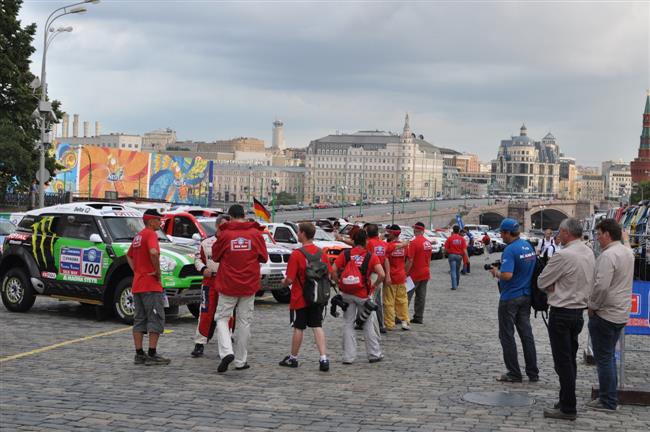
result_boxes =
[537,229,557,260]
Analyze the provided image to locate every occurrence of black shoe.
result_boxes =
[235,363,250,370]
[395,318,402,324]
[319,359,330,372]
[529,376,539,382]
[543,407,576,420]
[134,353,148,365]
[368,355,384,363]
[191,343,204,358]
[411,318,423,324]
[379,327,387,334]
[217,354,235,373]
[279,355,298,368]
[145,353,171,366]
[496,373,522,383]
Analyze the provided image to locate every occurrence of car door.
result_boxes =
[48,214,108,300]
[272,225,299,249]
[168,215,199,246]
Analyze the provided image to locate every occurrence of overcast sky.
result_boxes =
[21,0,650,165]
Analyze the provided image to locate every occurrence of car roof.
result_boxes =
[25,202,143,218]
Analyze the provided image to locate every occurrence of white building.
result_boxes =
[602,161,632,201]
[142,128,177,153]
[305,114,444,204]
[62,133,142,151]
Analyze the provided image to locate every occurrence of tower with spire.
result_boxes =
[630,91,650,182]
[401,112,413,144]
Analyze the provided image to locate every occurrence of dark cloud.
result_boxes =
[21,0,650,164]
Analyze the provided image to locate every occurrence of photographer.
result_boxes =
[537,218,595,420]
[333,230,385,364]
[489,218,538,383]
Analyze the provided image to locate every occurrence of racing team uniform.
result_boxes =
[383,240,410,330]
[366,236,387,330]
[212,221,268,368]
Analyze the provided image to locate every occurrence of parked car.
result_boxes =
[0,219,17,255]
[0,203,203,324]
[265,222,350,263]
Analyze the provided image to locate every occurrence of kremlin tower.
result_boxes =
[631,92,650,182]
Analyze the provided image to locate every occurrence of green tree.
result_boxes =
[631,181,650,203]
[0,0,60,193]
[274,191,297,205]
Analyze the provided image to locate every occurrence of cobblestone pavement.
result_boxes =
[1,254,649,432]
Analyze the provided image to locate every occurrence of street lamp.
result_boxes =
[538,205,547,231]
[340,185,347,219]
[73,145,91,199]
[270,179,279,222]
[37,0,100,208]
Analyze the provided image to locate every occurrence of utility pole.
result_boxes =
[428,178,433,229]
[401,173,406,214]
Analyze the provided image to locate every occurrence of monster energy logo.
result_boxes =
[31,216,57,270]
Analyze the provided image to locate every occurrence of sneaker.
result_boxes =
[586,399,618,412]
[217,353,235,373]
[145,353,171,366]
[191,343,204,358]
[319,359,330,372]
[134,353,148,365]
[235,363,250,371]
[368,355,384,363]
[401,322,411,331]
[279,355,298,368]
[543,407,576,420]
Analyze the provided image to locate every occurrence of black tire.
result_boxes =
[1,268,36,312]
[271,288,291,303]
[187,303,200,318]
[113,277,135,324]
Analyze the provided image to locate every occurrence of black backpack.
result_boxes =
[530,256,549,324]
[299,247,332,305]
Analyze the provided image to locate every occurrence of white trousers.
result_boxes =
[340,293,382,363]
[215,294,254,368]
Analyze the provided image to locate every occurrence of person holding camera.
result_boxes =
[279,222,333,372]
[333,230,385,364]
[489,218,539,383]
[383,225,411,331]
[586,219,634,412]
[537,218,595,420]
[444,225,468,290]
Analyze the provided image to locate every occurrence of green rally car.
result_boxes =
[0,202,203,323]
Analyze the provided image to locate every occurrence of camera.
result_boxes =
[484,260,502,271]
[355,299,379,327]
[330,294,349,318]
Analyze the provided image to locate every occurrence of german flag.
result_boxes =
[253,197,271,222]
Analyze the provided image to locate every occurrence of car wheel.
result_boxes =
[1,268,36,312]
[271,288,291,303]
[113,277,135,324]
[187,303,200,318]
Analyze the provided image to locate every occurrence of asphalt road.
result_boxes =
[271,198,490,222]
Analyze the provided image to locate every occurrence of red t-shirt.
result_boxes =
[366,237,387,259]
[286,244,332,310]
[127,228,163,293]
[334,246,381,298]
[408,235,432,282]
[385,241,407,284]
[444,233,467,256]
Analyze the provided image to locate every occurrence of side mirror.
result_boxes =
[192,233,202,242]
[89,233,102,243]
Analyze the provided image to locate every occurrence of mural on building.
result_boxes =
[149,155,210,205]
[47,142,79,194]
[78,147,150,199]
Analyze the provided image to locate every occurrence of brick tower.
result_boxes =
[631,91,650,182]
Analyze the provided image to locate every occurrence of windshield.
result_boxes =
[314,228,334,241]
[198,221,217,237]
[0,220,16,236]
[104,217,169,242]
[262,232,275,244]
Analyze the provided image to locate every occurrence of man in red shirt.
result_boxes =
[279,222,333,372]
[211,204,268,373]
[126,209,170,366]
[365,223,387,333]
[383,225,411,331]
[333,230,385,364]
[406,222,432,324]
[444,225,468,290]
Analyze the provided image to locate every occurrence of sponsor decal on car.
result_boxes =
[59,247,103,279]
[41,271,56,279]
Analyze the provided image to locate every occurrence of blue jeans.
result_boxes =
[588,313,625,409]
[498,295,538,380]
[448,254,462,289]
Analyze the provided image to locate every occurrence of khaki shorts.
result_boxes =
[133,292,165,334]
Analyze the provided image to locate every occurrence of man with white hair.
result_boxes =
[538,218,596,421]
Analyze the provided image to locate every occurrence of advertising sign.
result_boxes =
[626,280,650,335]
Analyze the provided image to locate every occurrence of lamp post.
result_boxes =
[270,179,279,222]
[37,0,99,208]
[401,173,406,214]
[340,185,347,219]
[426,179,433,229]
[539,205,547,231]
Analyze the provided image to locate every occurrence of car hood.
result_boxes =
[313,240,349,249]
[266,244,292,254]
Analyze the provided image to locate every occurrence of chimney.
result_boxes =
[73,114,79,137]
[62,113,69,138]
[83,121,89,138]
[95,121,101,137]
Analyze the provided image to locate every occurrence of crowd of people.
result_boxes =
[125,207,634,421]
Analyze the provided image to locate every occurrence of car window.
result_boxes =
[18,215,39,230]
[172,216,198,238]
[274,226,295,243]
[0,220,16,235]
[55,215,100,240]
[314,228,334,241]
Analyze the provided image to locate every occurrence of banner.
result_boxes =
[149,155,210,205]
[47,142,79,194]
[626,280,650,335]
[78,147,150,199]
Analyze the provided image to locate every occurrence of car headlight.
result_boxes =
[159,255,177,273]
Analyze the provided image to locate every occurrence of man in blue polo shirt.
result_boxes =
[489,218,539,383]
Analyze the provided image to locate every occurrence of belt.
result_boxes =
[550,306,586,314]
